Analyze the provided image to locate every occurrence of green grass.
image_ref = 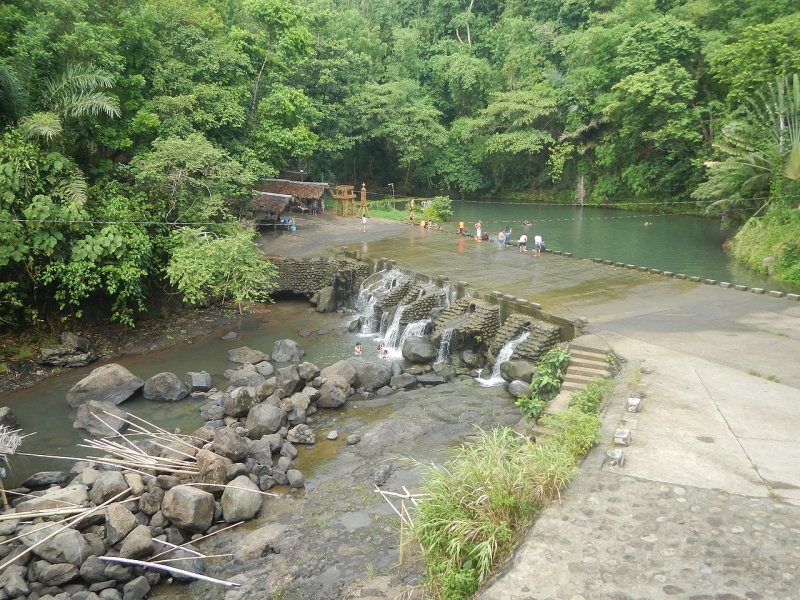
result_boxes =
[0,362,7,375]
[407,372,617,600]
[748,369,780,382]
[368,207,408,222]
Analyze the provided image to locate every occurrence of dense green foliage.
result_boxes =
[516,347,570,420]
[1,0,798,327]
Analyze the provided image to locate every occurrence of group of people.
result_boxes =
[354,342,389,359]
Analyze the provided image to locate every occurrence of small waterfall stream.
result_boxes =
[355,270,404,334]
[382,305,408,349]
[435,327,455,364]
[476,330,531,387]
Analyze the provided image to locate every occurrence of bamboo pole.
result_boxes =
[98,556,240,587]
[149,521,243,560]
[153,553,233,564]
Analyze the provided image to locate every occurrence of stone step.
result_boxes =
[569,348,608,362]
[568,365,611,378]
[563,373,596,386]
[561,381,584,392]
[544,390,572,415]
[569,357,611,370]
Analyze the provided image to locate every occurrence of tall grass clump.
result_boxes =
[409,428,576,599]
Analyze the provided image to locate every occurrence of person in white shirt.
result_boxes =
[518,234,527,252]
[534,233,543,256]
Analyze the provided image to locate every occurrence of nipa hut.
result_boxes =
[252,179,330,218]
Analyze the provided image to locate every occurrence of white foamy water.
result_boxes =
[476,330,530,387]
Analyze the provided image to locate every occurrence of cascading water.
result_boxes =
[355,270,403,334]
[435,327,455,364]
[398,320,429,349]
[476,330,531,387]
[382,305,408,349]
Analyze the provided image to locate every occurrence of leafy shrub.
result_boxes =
[516,347,570,420]
[421,196,454,223]
[569,377,615,414]
[540,409,602,459]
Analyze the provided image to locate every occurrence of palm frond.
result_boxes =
[783,141,800,181]
[43,64,120,119]
[56,172,88,205]
[60,91,121,119]
[18,112,63,141]
[0,59,25,123]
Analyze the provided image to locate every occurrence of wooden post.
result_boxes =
[357,183,370,218]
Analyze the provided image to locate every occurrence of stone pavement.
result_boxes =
[477,333,800,600]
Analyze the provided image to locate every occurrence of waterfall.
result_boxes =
[355,270,403,334]
[399,320,429,349]
[435,327,455,364]
[382,305,408,349]
[476,331,531,387]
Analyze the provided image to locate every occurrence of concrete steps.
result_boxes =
[546,335,613,414]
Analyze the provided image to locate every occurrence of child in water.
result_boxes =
[354,343,362,356]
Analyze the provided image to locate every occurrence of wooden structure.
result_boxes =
[244,179,330,224]
[332,185,356,216]
[356,183,370,218]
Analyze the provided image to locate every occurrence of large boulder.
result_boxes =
[315,286,337,313]
[120,524,153,559]
[275,365,302,395]
[90,470,129,505]
[213,428,249,462]
[255,377,277,400]
[196,449,232,494]
[320,360,357,385]
[316,375,351,408]
[106,503,138,546]
[161,486,215,532]
[271,339,305,362]
[401,337,437,363]
[143,372,189,402]
[73,400,128,437]
[507,379,531,397]
[15,485,88,513]
[20,523,90,565]
[227,347,267,364]
[66,364,144,407]
[39,332,97,367]
[229,368,265,389]
[184,371,212,392]
[390,373,417,390]
[500,360,536,383]
[245,404,287,439]
[221,475,263,522]
[347,357,392,390]
[223,386,258,418]
[22,471,69,488]
[297,361,320,381]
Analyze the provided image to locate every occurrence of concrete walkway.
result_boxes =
[258,216,800,600]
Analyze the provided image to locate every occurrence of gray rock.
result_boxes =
[156,474,180,490]
[184,371,212,392]
[229,369,265,389]
[390,373,417,389]
[195,449,231,494]
[277,456,294,471]
[247,439,275,464]
[261,433,283,453]
[286,424,316,445]
[161,486,215,532]
[221,331,238,340]
[37,562,79,586]
[226,462,248,479]
[162,545,204,581]
[255,377,277,400]
[227,347,267,364]
[119,524,153,559]
[90,471,128,505]
[287,469,305,487]
[500,360,536,383]
[346,434,361,446]
[143,372,188,402]
[39,332,96,367]
[320,360,357,385]
[66,364,144,407]
[275,365,302,395]
[0,406,20,429]
[416,374,448,386]
[347,357,392,390]
[213,428,249,462]
[316,375,351,408]
[122,576,150,600]
[280,440,298,459]
[401,337,437,363]
[21,523,90,565]
[391,361,403,377]
[159,439,197,462]
[271,339,305,362]
[507,379,531,397]
[301,385,320,401]
[100,586,123,600]
[0,566,29,597]
[222,386,258,417]
[461,350,484,368]
[106,503,137,546]
[376,385,394,396]
[73,400,128,437]
[254,361,274,377]
[245,404,287,439]
[221,475,263,522]
[80,555,107,583]
[21,471,70,488]
[138,487,164,516]
[104,563,134,582]
[297,361,320,381]
[315,286,337,313]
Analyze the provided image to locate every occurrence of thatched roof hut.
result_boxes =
[255,179,330,203]
[249,192,293,222]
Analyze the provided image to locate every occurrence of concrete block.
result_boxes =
[553,250,562,255]
[675,274,686,279]
[604,448,625,468]
[663,271,674,277]
[563,252,572,257]
[787,294,800,301]
[689,276,701,282]
[719,282,732,288]
[593,258,603,263]
[614,262,624,267]
[626,264,636,269]
[637,266,648,272]
[703,279,716,285]
[604,260,614,265]
[768,290,784,298]
[613,428,632,446]
[751,288,765,294]
[530,302,542,309]
[735,284,748,291]
[649,269,661,275]
[627,397,642,412]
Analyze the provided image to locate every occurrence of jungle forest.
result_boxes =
[1,0,799,330]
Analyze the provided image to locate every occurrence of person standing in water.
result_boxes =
[362,214,367,232]
[458,220,465,235]
[534,233,543,256]
[504,226,511,247]
[475,220,482,239]
[518,233,528,251]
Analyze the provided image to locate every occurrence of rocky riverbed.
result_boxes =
[164,376,522,600]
